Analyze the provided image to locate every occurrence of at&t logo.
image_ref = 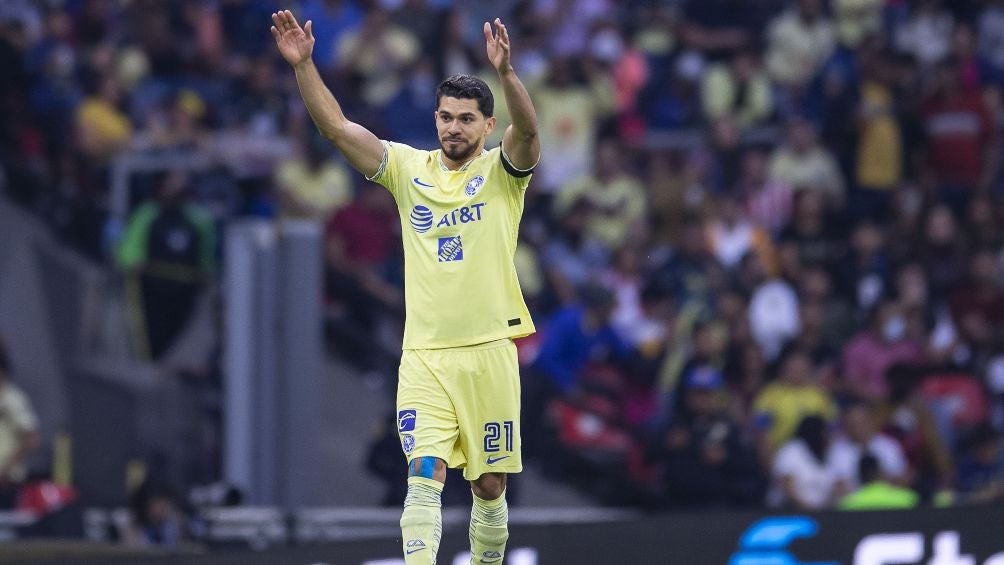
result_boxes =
[409,203,487,234]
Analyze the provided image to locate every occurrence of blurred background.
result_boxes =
[1,0,1003,563]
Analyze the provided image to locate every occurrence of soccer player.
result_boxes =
[271,9,539,564]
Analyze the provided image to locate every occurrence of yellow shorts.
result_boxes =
[397,339,522,481]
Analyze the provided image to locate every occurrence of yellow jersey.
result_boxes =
[370,141,535,349]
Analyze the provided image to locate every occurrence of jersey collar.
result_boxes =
[438,148,488,173]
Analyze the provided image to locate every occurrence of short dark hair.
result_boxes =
[858,453,881,484]
[435,74,494,118]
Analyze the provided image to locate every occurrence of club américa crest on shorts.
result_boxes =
[465,175,484,197]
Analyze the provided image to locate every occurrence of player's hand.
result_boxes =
[271,10,314,67]
[484,18,512,75]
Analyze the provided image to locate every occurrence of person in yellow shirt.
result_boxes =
[274,133,352,222]
[701,49,773,130]
[553,139,646,250]
[273,10,540,564]
[768,116,846,204]
[76,74,132,163]
[753,346,838,457]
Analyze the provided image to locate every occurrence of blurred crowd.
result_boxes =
[2,0,1004,514]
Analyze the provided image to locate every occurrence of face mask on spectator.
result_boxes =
[882,315,906,341]
[590,29,623,63]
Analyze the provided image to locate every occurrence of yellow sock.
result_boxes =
[400,476,443,564]
[469,490,508,565]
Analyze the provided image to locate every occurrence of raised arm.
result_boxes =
[484,18,540,171]
[271,10,384,178]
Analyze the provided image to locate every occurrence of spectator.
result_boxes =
[530,285,632,395]
[833,0,883,49]
[541,197,610,306]
[797,266,854,348]
[748,277,800,362]
[777,188,844,276]
[842,300,925,401]
[324,182,402,377]
[651,218,723,315]
[915,204,969,299]
[299,0,364,71]
[533,57,616,194]
[534,0,613,58]
[879,364,956,499]
[609,27,650,137]
[75,73,132,164]
[886,183,927,265]
[895,0,953,68]
[116,171,217,360]
[842,220,889,312]
[852,53,903,220]
[793,299,840,381]
[955,424,1004,504]
[979,0,1004,76]
[0,341,40,509]
[653,366,763,507]
[335,8,420,108]
[767,415,849,510]
[274,132,352,222]
[953,22,999,95]
[599,247,667,351]
[134,90,209,152]
[964,195,1004,249]
[769,117,846,204]
[838,454,919,510]
[700,47,773,129]
[637,51,703,130]
[705,116,744,193]
[831,400,910,488]
[765,0,836,89]
[524,285,632,456]
[127,480,190,548]
[384,58,441,147]
[553,139,646,251]
[705,193,777,273]
[737,148,794,236]
[920,58,999,206]
[949,248,1004,355]
[754,347,838,456]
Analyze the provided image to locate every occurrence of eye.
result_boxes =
[462,117,473,124]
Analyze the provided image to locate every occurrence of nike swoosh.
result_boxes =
[413,177,435,188]
[486,455,511,465]
[406,547,427,555]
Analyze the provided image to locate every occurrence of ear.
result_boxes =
[485,116,497,135]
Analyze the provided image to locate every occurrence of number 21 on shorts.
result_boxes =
[483,421,513,453]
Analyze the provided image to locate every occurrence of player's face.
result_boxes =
[435,96,496,163]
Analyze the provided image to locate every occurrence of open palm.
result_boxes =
[484,18,511,73]
[271,10,314,66]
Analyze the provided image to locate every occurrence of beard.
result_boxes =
[440,136,480,162]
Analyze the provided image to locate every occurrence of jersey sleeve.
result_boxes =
[499,145,536,191]
[367,141,418,198]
